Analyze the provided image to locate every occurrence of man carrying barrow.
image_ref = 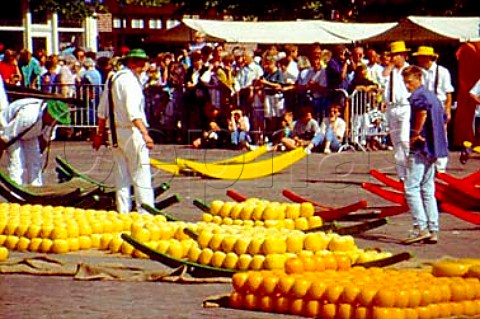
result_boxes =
[0,98,71,185]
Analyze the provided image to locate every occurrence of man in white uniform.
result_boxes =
[0,75,9,127]
[380,41,411,181]
[93,49,154,214]
[413,46,454,173]
[469,78,480,143]
[0,98,71,185]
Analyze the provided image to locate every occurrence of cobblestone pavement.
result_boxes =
[0,142,479,319]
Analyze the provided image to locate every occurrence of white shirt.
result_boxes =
[422,62,454,106]
[97,69,148,128]
[366,62,384,86]
[228,115,250,132]
[381,63,411,107]
[320,116,346,140]
[58,65,76,97]
[469,79,480,118]
[234,62,263,92]
[286,60,299,82]
[1,98,52,143]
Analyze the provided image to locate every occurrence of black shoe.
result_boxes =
[460,148,470,165]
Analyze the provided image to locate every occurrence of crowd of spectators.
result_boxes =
[0,34,457,152]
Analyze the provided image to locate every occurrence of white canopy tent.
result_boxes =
[183,16,480,44]
[182,18,396,44]
[361,16,480,43]
[409,16,480,42]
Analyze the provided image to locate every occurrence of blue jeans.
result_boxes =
[311,127,341,151]
[231,130,251,145]
[404,151,439,232]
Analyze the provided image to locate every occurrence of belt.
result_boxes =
[116,123,134,129]
[388,103,409,109]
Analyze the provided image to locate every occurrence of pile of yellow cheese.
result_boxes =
[229,258,480,318]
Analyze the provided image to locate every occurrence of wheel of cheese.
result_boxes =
[466,265,480,279]
[431,261,469,277]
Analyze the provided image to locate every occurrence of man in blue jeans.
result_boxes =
[401,65,448,244]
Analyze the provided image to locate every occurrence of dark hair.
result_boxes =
[200,45,213,56]
[300,105,313,116]
[190,50,202,62]
[45,58,56,70]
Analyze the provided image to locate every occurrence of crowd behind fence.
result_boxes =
[49,83,104,130]
[0,42,462,150]
[55,81,388,152]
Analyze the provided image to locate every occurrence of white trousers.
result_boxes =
[436,156,448,173]
[112,128,154,214]
[387,105,411,180]
[436,101,449,172]
[7,138,43,186]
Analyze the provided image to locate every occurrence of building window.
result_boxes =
[131,19,144,29]
[166,19,180,30]
[183,15,200,19]
[149,19,162,29]
[113,18,122,29]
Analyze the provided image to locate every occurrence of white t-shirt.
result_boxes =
[320,116,346,140]
[469,78,480,118]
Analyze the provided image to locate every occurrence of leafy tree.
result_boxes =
[28,0,107,19]
[28,0,480,22]
[168,0,335,21]
[27,0,171,19]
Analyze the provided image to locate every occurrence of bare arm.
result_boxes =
[410,110,427,147]
[444,93,452,123]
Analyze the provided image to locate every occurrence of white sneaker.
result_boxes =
[304,148,312,155]
[323,148,331,154]
[401,229,431,245]
[246,142,258,151]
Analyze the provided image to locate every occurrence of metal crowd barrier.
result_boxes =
[46,83,104,130]
[51,82,180,142]
[51,83,388,150]
[340,89,388,152]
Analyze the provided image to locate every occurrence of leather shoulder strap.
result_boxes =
[107,76,118,148]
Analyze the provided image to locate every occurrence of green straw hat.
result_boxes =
[46,100,71,125]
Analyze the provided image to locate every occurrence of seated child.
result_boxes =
[228,109,251,149]
[283,106,321,150]
[192,121,228,149]
[306,103,346,153]
[366,109,388,151]
[273,112,296,151]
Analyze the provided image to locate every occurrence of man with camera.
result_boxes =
[325,45,350,117]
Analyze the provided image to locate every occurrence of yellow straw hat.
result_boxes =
[412,46,439,58]
[389,41,411,54]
